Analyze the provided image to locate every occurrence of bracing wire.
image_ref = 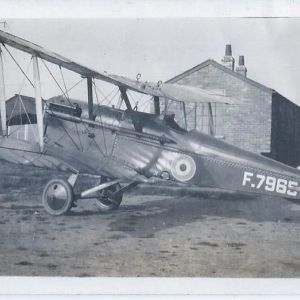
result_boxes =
[92,79,108,156]
[7,97,18,128]
[2,44,34,88]
[7,57,33,129]
[59,66,70,99]
[127,90,152,113]
[127,90,138,109]
[93,83,119,106]
[54,118,81,152]
[80,120,106,157]
[65,78,85,94]
[106,88,120,107]
[18,95,38,141]
[138,96,152,112]
[40,59,73,107]
[17,56,33,94]
[92,79,102,114]
[175,103,196,126]
[60,67,85,151]
[19,97,22,127]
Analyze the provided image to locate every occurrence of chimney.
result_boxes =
[222,44,235,71]
[235,55,247,77]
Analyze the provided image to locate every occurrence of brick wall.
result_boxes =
[168,63,273,154]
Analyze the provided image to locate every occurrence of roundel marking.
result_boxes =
[171,155,196,182]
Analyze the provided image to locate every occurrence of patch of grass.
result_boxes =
[47,263,57,269]
[140,233,155,239]
[227,242,246,248]
[190,247,198,250]
[78,273,91,277]
[16,246,27,251]
[15,261,33,266]
[109,234,127,240]
[196,241,219,247]
[39,251,50,257]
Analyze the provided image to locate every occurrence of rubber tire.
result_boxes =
[95,183,123,212]
[42,178,74,216]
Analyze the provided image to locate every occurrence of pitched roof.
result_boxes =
[6,94,36,115]
[165,59,273,94]
[4,94,37,126]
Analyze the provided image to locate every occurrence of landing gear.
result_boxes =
[42,175,124,216]
[42,178,74,216]
[95,182,123,212]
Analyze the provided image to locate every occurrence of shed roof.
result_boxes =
[6,94,36,116]
[166,59,273,95]
[4,94,37,126]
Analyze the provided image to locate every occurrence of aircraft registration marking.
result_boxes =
[242,171,298,196]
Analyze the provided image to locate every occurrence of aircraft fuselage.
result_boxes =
[42,103,300,201]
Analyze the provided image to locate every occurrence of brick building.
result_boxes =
[165,45,300,167]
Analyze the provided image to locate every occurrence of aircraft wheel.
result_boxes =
[95,183,123,212]
[42,179,74,216]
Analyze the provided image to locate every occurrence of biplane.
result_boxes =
[0,29,299,216]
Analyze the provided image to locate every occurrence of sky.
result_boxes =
[1,18,300,106]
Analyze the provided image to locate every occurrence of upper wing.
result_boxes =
[158,83,233,104]
[101,74,234,104]
[0,29,102,78]
[0,30,233,104]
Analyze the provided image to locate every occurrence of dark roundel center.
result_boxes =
[179,163,187,172]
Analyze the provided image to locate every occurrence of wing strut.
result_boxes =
[0,45,6,136]
[208,102,215,136]
[32,54,44,151]
[194,103,197,129]
[119,87,132,111]
[154,96,160,115]
[182,102,187,130]
[87,76,94,120]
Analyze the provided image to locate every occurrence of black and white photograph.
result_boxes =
[0,0,300,297]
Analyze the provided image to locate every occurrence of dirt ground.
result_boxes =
[0,160,300,277]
